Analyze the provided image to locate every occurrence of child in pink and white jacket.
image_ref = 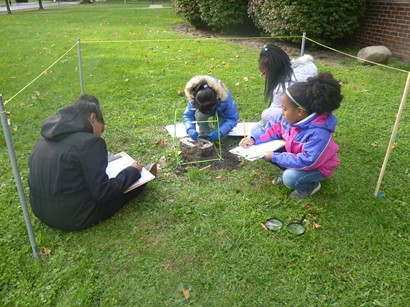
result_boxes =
[240,72,343,200]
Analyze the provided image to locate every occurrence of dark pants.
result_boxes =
[87,184,147,229]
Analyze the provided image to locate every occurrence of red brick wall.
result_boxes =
[345,0,410,62]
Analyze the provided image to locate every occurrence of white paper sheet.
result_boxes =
[165,122,258,138]
[106,152,155,193]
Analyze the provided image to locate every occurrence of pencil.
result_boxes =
[239,120,246,145]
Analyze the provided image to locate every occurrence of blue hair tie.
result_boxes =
[264,45,268,52]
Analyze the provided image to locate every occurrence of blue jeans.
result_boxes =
[195,110,224,137]
[282,169,325,190]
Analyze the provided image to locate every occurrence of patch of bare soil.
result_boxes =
[210,143,242,170]
[173,22,345,65]
[178,138,242,171]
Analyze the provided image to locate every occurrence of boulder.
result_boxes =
[357,46,392,65]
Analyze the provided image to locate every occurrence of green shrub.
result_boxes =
[199,0,249,32]
[248,0,366,43]
[172,0,249,32]
[171,0,207,29]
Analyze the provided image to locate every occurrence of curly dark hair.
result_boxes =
[286,72,343,114]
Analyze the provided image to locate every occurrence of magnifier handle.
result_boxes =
[299,214,306,224]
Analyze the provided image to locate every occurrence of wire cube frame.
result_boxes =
[173,108,223,165]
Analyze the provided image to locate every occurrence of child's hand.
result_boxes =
[208,130,220,141]
[188,129,199,140]
[263,152,273,161]
[131,160,144,172]
[240,138,255,148]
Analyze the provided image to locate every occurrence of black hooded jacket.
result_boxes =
[28,106,140,231]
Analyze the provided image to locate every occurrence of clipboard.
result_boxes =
[229,139,285,161]
[105,152,155,193]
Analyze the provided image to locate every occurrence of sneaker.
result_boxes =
[146,163,158,176]
[290,182,321,200]
[272,176,283,186]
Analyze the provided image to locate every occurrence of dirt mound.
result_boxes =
[178,137,242,170]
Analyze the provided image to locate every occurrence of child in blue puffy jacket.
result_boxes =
[183,75,239,141]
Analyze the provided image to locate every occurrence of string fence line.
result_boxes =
[4,42,78,106]
[4,35,409,108]
[80,36,302,44]
[305,37,409,74]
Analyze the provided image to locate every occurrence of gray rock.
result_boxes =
[357,46,392,65]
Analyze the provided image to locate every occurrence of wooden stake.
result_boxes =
[374,72,410,197]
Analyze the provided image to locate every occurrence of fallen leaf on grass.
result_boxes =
[182,287,191,300]
[308,213,317,220]
[312,222,322,229]
[371,143,379,148]
[261,223,267,231]
[155,139,165,146]
[177,89,184,96]
[42,247,52,257]
[393,142,398,149]
[303,204,312,210]
[234,188,241,193]
[164,263,172,271]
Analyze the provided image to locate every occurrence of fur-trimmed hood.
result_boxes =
[184,75,229,102]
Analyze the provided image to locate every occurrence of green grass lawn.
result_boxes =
[1,3,409,305]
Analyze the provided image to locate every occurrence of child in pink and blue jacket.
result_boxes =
[240,72,343,200]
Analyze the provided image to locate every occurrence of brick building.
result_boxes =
[345,0,410,62]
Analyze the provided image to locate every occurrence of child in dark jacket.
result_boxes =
[183,75,239,141]
[241,72,343,200]
[28,94,156,231]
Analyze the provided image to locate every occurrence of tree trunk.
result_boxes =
[38,0,44,10]
[5,0,12,14]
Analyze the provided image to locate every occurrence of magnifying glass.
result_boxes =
[287,215,306,236]
[264,215,306,236]
[264,218,284,232]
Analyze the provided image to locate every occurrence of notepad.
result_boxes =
[106,152,155,193]
[229,139,285,161]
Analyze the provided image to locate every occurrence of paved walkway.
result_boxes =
[0,1,80,13]
[0,2,164,12]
